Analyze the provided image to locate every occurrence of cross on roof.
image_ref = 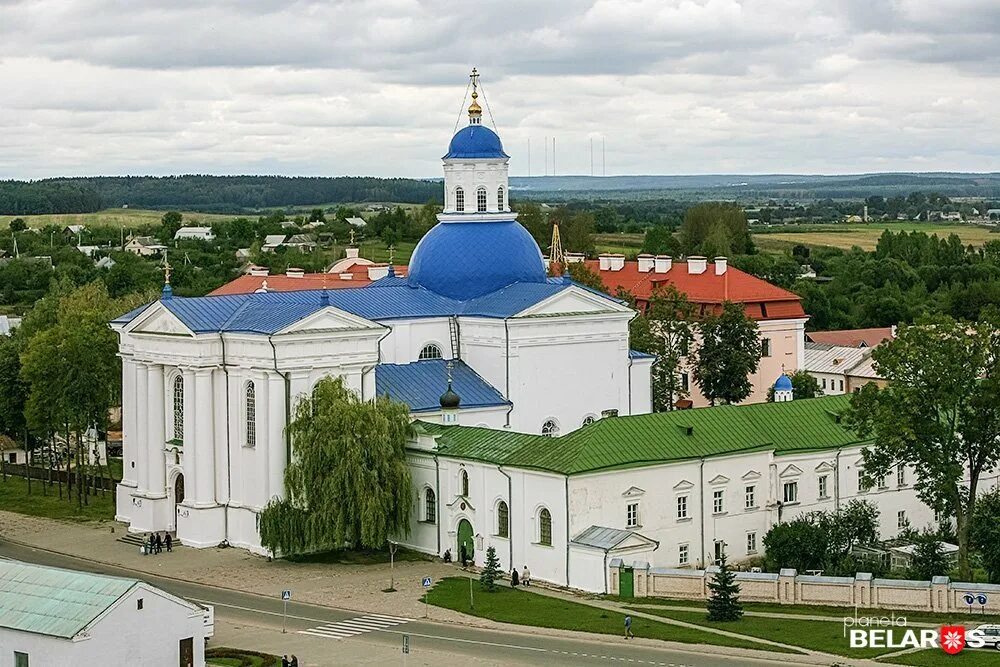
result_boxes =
[159,251,173,285]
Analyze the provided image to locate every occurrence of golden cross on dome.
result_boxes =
[388,245,395,264]
[159,251,173,285]
[470,67,479,90]
[468,67,482,123]
[348,229,356,245]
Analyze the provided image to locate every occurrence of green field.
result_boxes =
[0,208,235,229]
[882,648,1000,666]
[753,222,1000,252]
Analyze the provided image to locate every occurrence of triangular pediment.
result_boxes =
[128,304,194,337]
[779,464,803,478]
[815,461,836,473]
[276,306,382,335]
[622,486,645,498]
[515,286,630,318]
[708,474,730,485]
[673,479,694,491]
[742,469,762,481]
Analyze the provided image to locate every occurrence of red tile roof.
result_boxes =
[806,327,894,348]
[210,265,407,296]
[584,259,807,321]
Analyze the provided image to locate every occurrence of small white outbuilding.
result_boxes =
[0,560,212,666]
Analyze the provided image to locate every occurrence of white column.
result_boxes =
[121,359,138,486]
[194,368,216,505]
[256,373,269,508]
[135,363,149,492]
[146,364,166,497]
[182,369,197,503]
[267,373,286,502]
[213,369,229,506]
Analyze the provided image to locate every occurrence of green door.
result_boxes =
[620,566,634,598]
[457,519,475,561]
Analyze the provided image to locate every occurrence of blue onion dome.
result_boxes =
[444,125,509,159]
[407,220,547,300]
[774,374,793,391]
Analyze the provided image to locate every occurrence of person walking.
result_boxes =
[147,534,155,556]
[522,565,531,587]
[624,614,634,639]
[290,656,299,667]
[510,568,519,587]
[460,544,468,568]
[165,532,172,552]
[281,656,289,667]
[154,532,163,554]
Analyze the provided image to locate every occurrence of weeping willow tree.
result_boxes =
[259,376,413,555]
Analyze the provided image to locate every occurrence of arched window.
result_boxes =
[455,187,465,212]
[172,375,184,442]
[539,508,552,546]
[497,500,509,538]
[424,488,436,523]
[476,187,488,212]
[541,419,559,437]
[460,469,469,496]
[582,415,596,427]
[497,186,505,211]
[419,343,442,360]
[245,381,256,447]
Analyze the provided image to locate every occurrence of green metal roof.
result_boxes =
[0,561,137,638]
[415,394,864,475]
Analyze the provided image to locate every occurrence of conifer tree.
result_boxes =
[706,552,743,621]
[480,546,501,592]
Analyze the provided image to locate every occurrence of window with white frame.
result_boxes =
[626,502,639,528]
[497,500,509,538]
[839,379,844,392]
[746,531,757,554]
[761,337,771,357]
[172,374,184,442]
[818,474,829,499]
[897,510,907,529]
[538,508,552,546]
[680,372,689,391]
[418,343,442,360]
[678,543,689,565]
[460,469,469,496]
[455,187,465,212]
[541,419,559,437]
[677,495,689,519]
[245,381,256,447]
[424,488,436,523]
[822,378,828,389]
[859,469,872,493]
[897,465,906,486]
[744,485,756,509]
[782,480,798,504]
[476,187,488,212]
[712,489,725,514]
[878,472,889,489]
[497,186,505,211]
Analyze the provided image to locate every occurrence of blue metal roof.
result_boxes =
[444,125,508,159]
[111,276,624,334]
[376,359,509,413]
[628,349,656,360]
[407,221,548,300]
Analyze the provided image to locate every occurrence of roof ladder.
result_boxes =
[449,316,461,360]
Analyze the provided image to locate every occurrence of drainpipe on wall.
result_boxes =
[835,448,842,511]
[267,336,291,475]
[626,354,633,415]
[504,318,513,428]
[218,332,231,546]
[434,454,441,557]
[498,465,513,570]
[360,324,392,402]
[699,457,706,568]
[564,476,571,588]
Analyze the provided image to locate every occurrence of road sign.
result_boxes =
[964,593,976,606]
[402,634,410,655]
[977,593,988,605]
[422,577,432,587]
[281,590,292,601]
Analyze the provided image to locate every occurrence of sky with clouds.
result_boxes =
[2,0,999,179]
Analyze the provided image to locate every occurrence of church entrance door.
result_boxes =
[171,473,185,531]
[457,519,474,562]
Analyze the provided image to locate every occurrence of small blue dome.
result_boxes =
[774,374,793,391]
[407,221,546,300]
[444,125,509,159]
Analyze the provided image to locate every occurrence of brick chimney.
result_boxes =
[654,255,672,273]
[367,265,390,280]
[598,254,612,271]
[286,267,305,278]
[688,256,707,274]
[608,254,625,271]
[637,254,654,272]
[248,265,268,277]
[714,257,728,275]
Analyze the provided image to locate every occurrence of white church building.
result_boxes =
[110,73,980,589]
[112,72,652,553]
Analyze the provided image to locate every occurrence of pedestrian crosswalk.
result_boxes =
[298,613,410,640]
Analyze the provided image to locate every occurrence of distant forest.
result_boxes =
[0,175,442,215]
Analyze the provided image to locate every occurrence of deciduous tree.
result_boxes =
[693,302,761,405]
[972,488,1000,584]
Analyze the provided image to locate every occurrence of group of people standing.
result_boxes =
[280,655,299,667]
[142,532,172,555]
[510,565,530,587]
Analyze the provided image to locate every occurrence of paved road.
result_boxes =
[0,541,807,667]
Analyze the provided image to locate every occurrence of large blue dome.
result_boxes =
[407,221,546,300]
[444,125,509,159]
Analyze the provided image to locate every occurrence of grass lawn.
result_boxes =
[427,577,800,654]
[0,208,235,229]
[639,607,891,658]
[0,474,114,521]
[881,648,1000,666]
[206,647,281,667]
[284,545,430,565]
